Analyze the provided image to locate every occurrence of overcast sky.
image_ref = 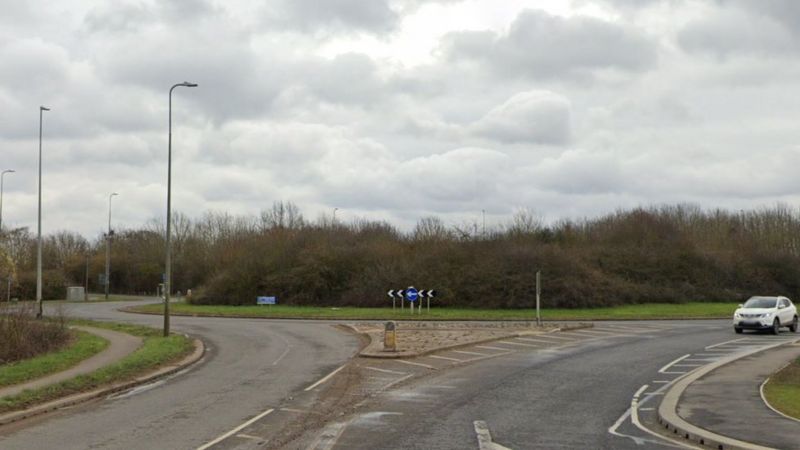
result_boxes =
[2,0,800,238]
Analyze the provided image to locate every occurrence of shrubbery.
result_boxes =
[5,202,800,308]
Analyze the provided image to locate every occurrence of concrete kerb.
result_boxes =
[656,337,800,450]
[0,336,205,427]
[357,323,593,359]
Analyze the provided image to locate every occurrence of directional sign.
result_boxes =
[256,296,276,305]
[405,287,419,302]
[387,289,395,298]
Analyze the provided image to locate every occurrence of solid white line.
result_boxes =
[453,350,489,356]
[705,338,747,350]
[394,359,435,369]
[498,340,540,347]
[658,354,691,373]
[537,334,576,341]
[653,380,671,384]
[236,433,262,440]
[672,364,703,367]
[428,355,463,362]
[363,366,407,375]
[272,346,291,366]
[514,337,553,344]
[304,364,347,392]
[475,345,509,351]
[196,408,275,450]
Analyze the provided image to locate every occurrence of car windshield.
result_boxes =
[743,298,777,309]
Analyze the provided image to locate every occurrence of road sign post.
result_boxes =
[536,270,541,326]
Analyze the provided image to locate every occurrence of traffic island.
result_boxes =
[656,340,800,450]
[355,321,591,358]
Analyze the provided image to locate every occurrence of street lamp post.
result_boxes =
[105,192,118,300]
[36,106,49,319]
[164,82,197,337]
[333,207,338,223]
[0,169,15,232]
[482,209,486,238]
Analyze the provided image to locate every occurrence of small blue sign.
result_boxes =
[405,287,419,302]
[257,296,277,305]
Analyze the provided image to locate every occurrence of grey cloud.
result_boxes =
[442,9,658,80]
[471,90,571,145]
[678,6,795,57]
[265,0,399,33]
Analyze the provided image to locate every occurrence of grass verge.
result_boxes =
[0,320,194,414]
[0,330,108,388]
[764,357,800,420]
[126,302,737,321]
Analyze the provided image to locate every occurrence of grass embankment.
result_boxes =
[0,321,194,414]
[66,294,156,303]
[764,357,800,419]
[127,302,737,321]
[0,330,108,388]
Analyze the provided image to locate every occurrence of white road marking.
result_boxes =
[513,337,553,344]
[309,420,349,450]
[453,350,489,356]
[363,366,407,375]
[497,340,540,347]
[428,354,463,362]
[653,380,671,384]
[705,338,747,350]
[272,345,291,366]
[394,359,436,369]
[475,345,510,351]
[236,433,262,440]
[280,407,311,414]
[474,420,512,450]
[195,408,275,450]
[658,354,691,373]
[304,364,347,391]
[536,334,576,341]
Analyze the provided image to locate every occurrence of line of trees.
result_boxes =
[2,202,800,308]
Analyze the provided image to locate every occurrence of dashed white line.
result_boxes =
[394,359,436,369]
[363,366,407,375]
[497,340,540,347]
[705,338,747,350]
[475,345,509,351]
[453,350,489,356]
[428,355,464,362]
[196,408,275,450]
[304,364,347,392]
[658,354,691,373]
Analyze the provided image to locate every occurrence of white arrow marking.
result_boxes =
[473,420,512,450]
[387,290,394,298]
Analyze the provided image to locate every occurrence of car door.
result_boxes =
[778,299,793,324]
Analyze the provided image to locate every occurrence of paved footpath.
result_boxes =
[678,342,800,450]
[0,326,143,399]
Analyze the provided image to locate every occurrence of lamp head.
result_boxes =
[182,82,198,87]
[40,106,50,111]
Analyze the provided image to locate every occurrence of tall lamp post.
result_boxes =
[164,82,197,337]
[105,192,118,300]
[333,207,338,223]
[36,106,49,319]
[0,169,15,231]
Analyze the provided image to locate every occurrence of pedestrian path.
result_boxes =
[0,326,143,399]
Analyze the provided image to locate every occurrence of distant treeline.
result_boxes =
[2,202,800,308]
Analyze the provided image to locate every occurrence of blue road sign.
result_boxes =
[405,287,419,302]
[257,296,277,305]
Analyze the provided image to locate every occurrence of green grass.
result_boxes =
[0,321,195,413]
[125,301,738,321]
[0,330,108,388]
[764,358,800,419]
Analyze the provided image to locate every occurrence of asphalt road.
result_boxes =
[304,320,754,450]
[0,302,791,450]
[0,300,359,450]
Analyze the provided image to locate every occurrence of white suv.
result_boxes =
[733,296,798,334]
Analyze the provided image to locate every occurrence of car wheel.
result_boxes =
[772,319,781,335]
[790,316,798,333]
[734,327,743,334]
